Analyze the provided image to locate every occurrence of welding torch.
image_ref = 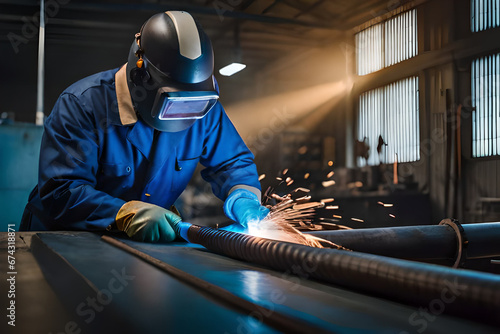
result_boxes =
[173,221,193,242]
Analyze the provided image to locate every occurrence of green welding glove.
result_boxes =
[115,201,182,243]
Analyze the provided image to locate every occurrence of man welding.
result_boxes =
[20,11,269,242]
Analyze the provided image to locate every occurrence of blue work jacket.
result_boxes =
[22,66,260,231]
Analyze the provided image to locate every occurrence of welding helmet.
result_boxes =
[126,11,218,132]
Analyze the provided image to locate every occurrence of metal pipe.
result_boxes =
[307,222,500,261]
[35,0,45,125]
[460,222,500,258]
[182,224,500,325]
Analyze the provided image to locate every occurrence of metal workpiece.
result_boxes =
[25,232,498,333]
[184,224,500,326]
[30,234,130,333]
[307,221,500,262]
[103,235,333,334]
[29,232,279,334]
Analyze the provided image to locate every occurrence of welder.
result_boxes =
[20,11,269,242]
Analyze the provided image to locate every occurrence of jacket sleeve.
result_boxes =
[38,93,126,230]
[199,103,261,201]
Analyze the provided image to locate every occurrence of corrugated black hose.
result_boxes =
[184,224,500,326]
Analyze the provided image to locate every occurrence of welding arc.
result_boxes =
[101,236,335,334]
[185,225,500,325]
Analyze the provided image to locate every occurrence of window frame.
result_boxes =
[356,76,421,167]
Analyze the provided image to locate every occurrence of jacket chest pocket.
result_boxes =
[171,156,200,192]
[97,162,134,194]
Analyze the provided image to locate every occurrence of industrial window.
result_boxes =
[356,9,418,76]
[357,76,420,166]
[356,24,384,76]
[471,0,500,32]
[471,53,500,157]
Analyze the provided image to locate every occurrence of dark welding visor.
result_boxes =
[151,89,219,120]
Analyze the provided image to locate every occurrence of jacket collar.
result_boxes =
[115,64,154,159]
[115,64,138,126]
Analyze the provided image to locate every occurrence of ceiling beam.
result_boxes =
[238,31,325,47]
[281,0,334,21]
[262,0,284,14]
[0,14,135,30]
[293,0,328,19]
[6,1,340,30]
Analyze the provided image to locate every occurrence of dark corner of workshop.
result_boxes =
[1,1,500,333]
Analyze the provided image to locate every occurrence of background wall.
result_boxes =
[219,0,500,224]
[1,0,499,229]
[0,124,43,230]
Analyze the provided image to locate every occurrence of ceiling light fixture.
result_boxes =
[219,63,246,76]
[218,24,246,76]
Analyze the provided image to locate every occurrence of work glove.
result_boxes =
[115,201,182,243]
[223,189,269,228]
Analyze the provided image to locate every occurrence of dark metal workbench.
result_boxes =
[1,232,498,333]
